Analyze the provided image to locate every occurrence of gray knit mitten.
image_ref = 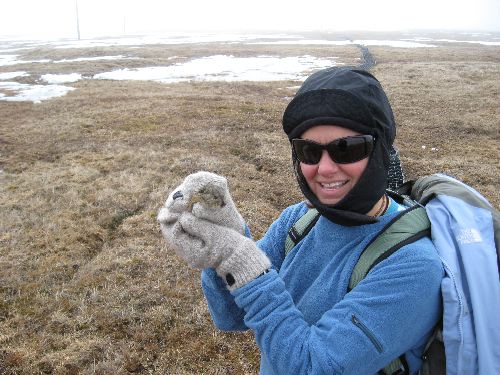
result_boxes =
[157,171,270,289]
[173,213,271,290]
[157,171,245,234]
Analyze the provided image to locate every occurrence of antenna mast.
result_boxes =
[75,0,81,40]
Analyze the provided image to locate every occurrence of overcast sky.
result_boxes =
[1,0,499,39]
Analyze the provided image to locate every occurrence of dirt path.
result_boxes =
[355,44,376,70]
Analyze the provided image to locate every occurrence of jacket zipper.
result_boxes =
[351,314,384,353]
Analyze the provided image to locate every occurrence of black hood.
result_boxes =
[282,67,396,226]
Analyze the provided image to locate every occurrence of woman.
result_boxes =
[158,67,443,374]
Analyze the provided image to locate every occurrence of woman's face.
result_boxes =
[299,125,369,205]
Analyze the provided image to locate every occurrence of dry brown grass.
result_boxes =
[0,32,499,374]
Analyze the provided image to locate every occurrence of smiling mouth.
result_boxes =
[320,181,348,189]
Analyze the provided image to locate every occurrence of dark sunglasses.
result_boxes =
[292,135,374,165]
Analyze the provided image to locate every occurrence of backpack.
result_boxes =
[284,173,500,375]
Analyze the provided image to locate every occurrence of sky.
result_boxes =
[0,0,499,39]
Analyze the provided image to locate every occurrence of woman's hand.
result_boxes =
[173,213,270,290]
[157,171,269,289]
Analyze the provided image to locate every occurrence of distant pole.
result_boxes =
[75,0,81,40]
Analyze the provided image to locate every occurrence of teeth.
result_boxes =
[321,181,347,189]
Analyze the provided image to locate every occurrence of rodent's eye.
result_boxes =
[172,191,183,200]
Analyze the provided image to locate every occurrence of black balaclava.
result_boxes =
[282,67,396,226]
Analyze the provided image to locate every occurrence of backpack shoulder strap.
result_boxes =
[349,204,431,291]
[284,207,320,256]
[349,200,431,375]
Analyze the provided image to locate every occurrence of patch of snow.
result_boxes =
[0,71,29,80]
[0,54,20,66]
[93,55,340,83]
[355,40,436,48]
[46,33,302,49]
[0,55,51,66]
[53,55,135,63]
[41,73,82,84]
[252,40,353,46]
[251,39,436,48]
[403,38,500,46]
[0,81,75,103]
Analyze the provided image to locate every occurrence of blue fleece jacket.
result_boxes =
[201,199,443,375]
